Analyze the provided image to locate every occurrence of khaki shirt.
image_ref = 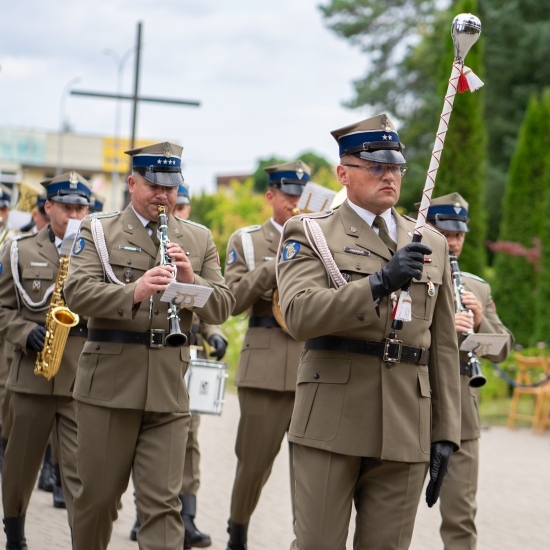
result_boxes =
[0,226,86,396]
[277,202,461,462]
[64,205,234,413]
[225,219,303,392]
[458,273,513,440]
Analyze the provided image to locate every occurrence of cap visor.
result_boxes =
[144,171,183,187]
[357,150,406,164]
[50,195,90,206]
[279,182,305,196]
[432,219,469,232]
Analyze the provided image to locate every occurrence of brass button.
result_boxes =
[357,313,364,321]
[95,345,100,350]
[313,373,320,380]
[356,264,361,270]
[127,260,132,265]
[117,310,123,316]
[154,309,159,315]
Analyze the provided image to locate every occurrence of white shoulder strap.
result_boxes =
[241,231,256,271]
[90,217,126,286]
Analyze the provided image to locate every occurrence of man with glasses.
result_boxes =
[276,114,461,550]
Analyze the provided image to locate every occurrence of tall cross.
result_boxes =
[71,21,200,149]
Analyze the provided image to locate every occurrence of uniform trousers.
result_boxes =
[439,438,479,550]
[290,444,429,550]
[181,413,201,494]
[230,387,295,524]
[72,402,189,550]
[1,393,78,523]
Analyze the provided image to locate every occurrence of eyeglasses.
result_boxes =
[342,163,407,178]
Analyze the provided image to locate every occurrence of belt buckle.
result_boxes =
[150,329,165,348]
[383,338,402,363]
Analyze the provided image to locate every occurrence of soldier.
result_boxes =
[64,142,234,550]
[224,160,307,549]
[129,182,227,548]
[88,191,105,214]
[0,172,91,549]
[276,114,462,550]
[426,193,513,550]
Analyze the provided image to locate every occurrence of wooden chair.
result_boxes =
[506,354,550,432]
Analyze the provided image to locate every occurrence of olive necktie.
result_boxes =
[373,215,396,254]
[147,222,160,247]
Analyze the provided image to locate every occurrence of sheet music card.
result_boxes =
[160,282,213,308]
[459,333,509,357]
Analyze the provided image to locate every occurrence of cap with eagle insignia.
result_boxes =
[41,171,92,206]
[426,192,470,233]
[125,141,184,187]
[264,160,310,196]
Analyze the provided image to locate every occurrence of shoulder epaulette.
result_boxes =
[299,210,334,220]
[13,232,34,242]
[180,219,208,231]
[90,211,120,219]
[238,224,261,234]
[461,271,487,284]
[403,215,443,236]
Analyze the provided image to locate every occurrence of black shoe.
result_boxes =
[37,445,54,492]
[180,494,211,548]
[52,463,66,509]
[226,520,248,550]
[130,514,140,542]
[3,516,28,550]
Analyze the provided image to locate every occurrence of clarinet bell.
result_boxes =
[468,359,487,388]
[165,315,188,347]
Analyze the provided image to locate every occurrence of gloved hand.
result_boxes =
[425,440,454,507]
[208,334,227,361]
[26,325,47,352]
[369,242,432,301]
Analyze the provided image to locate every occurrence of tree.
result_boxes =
[432,0,488,274]
[533,89,550,344]
[492,93,550,345]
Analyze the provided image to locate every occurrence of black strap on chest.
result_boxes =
[305,335,429,366]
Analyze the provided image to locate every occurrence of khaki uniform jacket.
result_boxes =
[458,273,513,441]
[277,202,461,462]
[64,206,234,413]
[225,219,302,392]
[0,226,86,396]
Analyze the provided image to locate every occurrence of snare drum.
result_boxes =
[185,359,228,415]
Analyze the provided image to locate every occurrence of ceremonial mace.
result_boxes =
[392,12,483,329]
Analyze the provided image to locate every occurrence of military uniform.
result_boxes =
[277,116,461,550]
[64,142,234,550]
[225,161,307,549]
[426,193,513,549]
[0,173,91,547]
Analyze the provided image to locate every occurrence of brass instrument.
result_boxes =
[35,255,79,380]
[449,254,487,388]
[157,205,188,347]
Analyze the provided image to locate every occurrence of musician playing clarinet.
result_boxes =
[426,192,513,550]
[64,142,234,550]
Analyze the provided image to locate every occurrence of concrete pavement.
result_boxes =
[1,390,549,549]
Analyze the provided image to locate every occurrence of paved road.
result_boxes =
[1,390,549,549]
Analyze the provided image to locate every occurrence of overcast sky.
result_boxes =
[0,0,375,194]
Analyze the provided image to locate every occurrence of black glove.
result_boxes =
[208,334,227,360]
[369,242,432,301]
[425,440,454,507]
[26,325,47,352]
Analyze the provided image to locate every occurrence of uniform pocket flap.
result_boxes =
[109,249,150,270]
[241,327,270,349]
[297,359,351,384]
[333,252,382,274]
[418,372,431,397]
[22,266,54,280]
[82,340,123,355]
[414,265,442,285]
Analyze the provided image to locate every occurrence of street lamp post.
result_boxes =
[56,76,81,176]
[104,47,134,211]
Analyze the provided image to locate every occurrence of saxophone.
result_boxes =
[35,254,79,380]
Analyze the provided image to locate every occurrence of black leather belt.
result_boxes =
[460,361,471,376]
[248,316,280,329]
[305,335,430,365]
[88,328,190,348]
[69,326,88,338]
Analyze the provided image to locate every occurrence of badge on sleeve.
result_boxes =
[72,238,85,255]
[283,241,300,261]
[226,249,237,266]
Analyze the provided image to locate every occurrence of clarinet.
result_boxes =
[449,254,487,388]
[157,205,188,347]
